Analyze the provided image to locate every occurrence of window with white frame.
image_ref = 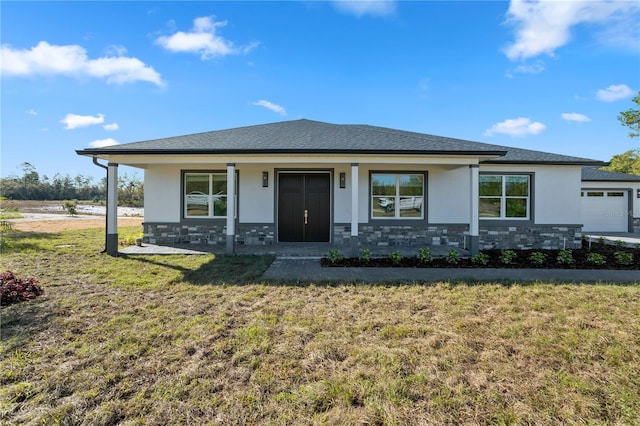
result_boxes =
[184,172,237,218]
[371,173,424,219]
[479,174,530,219]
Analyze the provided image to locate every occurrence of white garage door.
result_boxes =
[581,190,628,232]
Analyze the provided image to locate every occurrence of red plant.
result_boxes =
[0,271,44,307]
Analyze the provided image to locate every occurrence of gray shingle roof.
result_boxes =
[582,166,640,182]
[76,119,603,165]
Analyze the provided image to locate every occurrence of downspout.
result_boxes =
[92,157,109,253]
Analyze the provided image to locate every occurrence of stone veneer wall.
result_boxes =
[143,223,275,246]
[335,224,582,250]
[333,224,470,248]
[633,217,640,233]
[144,222,583,250]
[478,225,582,250]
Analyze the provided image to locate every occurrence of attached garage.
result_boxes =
[581,190,629,232]
[581,167,640,233]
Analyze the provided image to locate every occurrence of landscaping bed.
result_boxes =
[321,241,640,269]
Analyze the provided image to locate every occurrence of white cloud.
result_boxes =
[25,109,37,115]
[0,41,164,86]
[484,117,546,137]
[251,100,287,116]
[156,16,259,59]
[61,113,105,130]
[561,112,591,123]
[596,84,634,102]
[331,0,396,17]
[105,44,127,56]
[503,0,639,61]
[88,138,119,148]
[103,123,119,131]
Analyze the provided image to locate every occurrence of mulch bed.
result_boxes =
[321,242,640,270]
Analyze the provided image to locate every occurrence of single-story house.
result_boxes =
[580,167,640,233]
[77,119,636,256]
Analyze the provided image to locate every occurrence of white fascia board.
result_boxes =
[88,153,493,166]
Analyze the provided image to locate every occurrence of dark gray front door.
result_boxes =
[278,173,330,242]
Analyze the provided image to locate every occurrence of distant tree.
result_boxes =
[118,173,144,207]
[602,149,640,176]
[618,91,640,139]
[19,162,40,186]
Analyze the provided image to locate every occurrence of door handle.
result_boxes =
[304,209,308,225]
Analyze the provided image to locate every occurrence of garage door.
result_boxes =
[581,190,628,232]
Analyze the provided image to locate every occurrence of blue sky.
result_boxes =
[2,1,639,181]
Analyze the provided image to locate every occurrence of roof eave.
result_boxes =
[76,148,509,157]
[483,160,605,166]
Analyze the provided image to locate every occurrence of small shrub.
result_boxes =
[63,200,77,216]
[0,220,15,250]
[613,240,625,247]
[587,253,606,266]
[471,252,489,265]
[327,249,343,264]
[1,271,44,306]
[417,247,432,263]
[557,249,574,265]
[500,250,517,265]
[529,251,547,266]
[120,233,144,246]
[389,251,403,264]
[614,251,634,266]
[445,249,461,265]
[359,248,372,262]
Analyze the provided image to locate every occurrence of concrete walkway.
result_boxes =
[121,243,640,284]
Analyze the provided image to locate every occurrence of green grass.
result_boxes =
[0,208,22,219]
[1,227,640,425]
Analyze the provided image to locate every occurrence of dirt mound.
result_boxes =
[12,217,143,233]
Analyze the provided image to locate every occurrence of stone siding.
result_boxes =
[143,223,275,246]
[144,222,583,250]
[334,224,470,248]
[478,225,582,250]
[633,217,640,233]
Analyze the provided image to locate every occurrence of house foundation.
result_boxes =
[143,222,583,251]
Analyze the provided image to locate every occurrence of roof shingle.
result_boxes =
[76,119,603,165]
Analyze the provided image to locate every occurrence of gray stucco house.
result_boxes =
[77,119,637,256]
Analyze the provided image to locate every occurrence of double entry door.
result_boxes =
[278,173,331,242]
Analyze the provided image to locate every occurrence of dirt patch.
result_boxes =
[12,217,143,233]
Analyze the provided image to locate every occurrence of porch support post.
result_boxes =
[106,162,119,256]
[350,163,359,257]
[469,164,480,255]
[226,163,236,255]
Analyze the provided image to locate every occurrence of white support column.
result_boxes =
[226,163,236,255]
[469,164,480,255]
[350,163,359,257]
[106,163,119,256]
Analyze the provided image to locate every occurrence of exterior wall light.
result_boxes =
[262,172,269,187]
[339,172,346,188]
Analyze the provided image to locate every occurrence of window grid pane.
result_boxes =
[371,173,424,220]
[480,175,529,220]
[185,172,236,219]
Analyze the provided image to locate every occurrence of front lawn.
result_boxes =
[1,227,639,425]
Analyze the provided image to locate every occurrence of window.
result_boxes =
[608,192,624,197]
[586,191,604,197]
[480,175,530,219]
[371,173,424,219]
[184,172,237,218]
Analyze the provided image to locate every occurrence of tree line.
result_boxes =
[0,162,144,207]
